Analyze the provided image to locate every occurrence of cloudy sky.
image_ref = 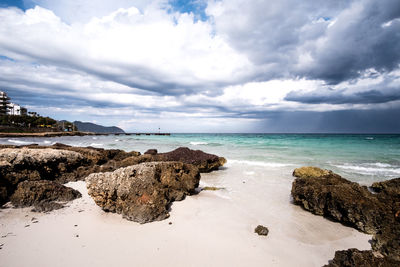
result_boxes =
[0,0,399,133]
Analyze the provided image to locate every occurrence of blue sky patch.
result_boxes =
[168,0,208,22]
[0,0,26,9]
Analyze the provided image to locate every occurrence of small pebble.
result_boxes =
[254,225,269,236]
[74,224,78,227]
[75,235,79,237]
[32,221,39,224]
[168,222,172,225]
[24,225,30,228]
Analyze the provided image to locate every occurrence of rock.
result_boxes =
[291,166,382,234]
[119,147,226,173]
[324,249,400,267]
[86,162,200,223]
[10,180,81,211]
[291,167,400,263]
[254,225,269,236]
[293,166,332,179]
[0,144,141,206]
[158,147,226,172]
[144,149,158,155]
[371,178,400,196]
[0,148,85,206]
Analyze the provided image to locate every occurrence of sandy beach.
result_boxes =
[0,168,372,267]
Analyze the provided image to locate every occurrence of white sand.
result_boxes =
[0,164,372,267]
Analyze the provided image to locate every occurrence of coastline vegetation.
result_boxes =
[0,115,76,133]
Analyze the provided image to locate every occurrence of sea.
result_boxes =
[2,133,399,184]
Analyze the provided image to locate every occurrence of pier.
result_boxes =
[112,133,171,136]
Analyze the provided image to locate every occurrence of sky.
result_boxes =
[0,0,399,133]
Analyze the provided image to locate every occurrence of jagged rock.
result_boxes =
[371,178,400,196]
[144,149,158,155]
[158,147,226,172]
[292,167,383,234]
[0,144,141,206]
[254,225,269,236]
[119,147,226,173]
[10,180,81,211]
[86,162,200,223]
[291,167,400,263]
[324,249,400,267]
[0,148,85,206]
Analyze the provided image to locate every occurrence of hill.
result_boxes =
[73,121,125,133]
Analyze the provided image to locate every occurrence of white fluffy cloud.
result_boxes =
[0,5,252,95]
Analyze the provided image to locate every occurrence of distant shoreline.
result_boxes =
[0,131,104,138]
[0,132,171,138]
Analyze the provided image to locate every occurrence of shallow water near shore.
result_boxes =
[1,133,399,266]
[2,133,400,183]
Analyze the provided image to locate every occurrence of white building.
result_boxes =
[7,103,21,115]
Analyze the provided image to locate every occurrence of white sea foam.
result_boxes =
[89,143,103,147]
[44,140,52,144]
[7,139,31,145]
[228,159,292,168]
[190,141,208,145]
[244,171,255,175]
[365,137,374,140]
[335,163,400,176]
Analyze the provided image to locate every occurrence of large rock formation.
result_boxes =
[291,166,400,264]
[86,162,200,223]
[0,144,225,213]
[0,144,141,206]
[118,147,227,173]
[291,166,383,234]
[0,148,85,205]
[10,180,81,211]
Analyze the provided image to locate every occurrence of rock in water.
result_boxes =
[10,180,82,211]
[86,162,200,223]
[254,225,269,236]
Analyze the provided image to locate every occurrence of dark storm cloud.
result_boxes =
[285,88,400,104]
[302,0,400,84]
[256,108,400,133]
[210,0,400,84]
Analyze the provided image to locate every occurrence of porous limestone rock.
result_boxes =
[118,147,227,173]
[86,162,200,223]
[10,180,81,211]
[291,167,400,263]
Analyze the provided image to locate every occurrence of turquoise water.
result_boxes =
[2,133,400,183]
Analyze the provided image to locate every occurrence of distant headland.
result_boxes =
[0,90,124,135]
